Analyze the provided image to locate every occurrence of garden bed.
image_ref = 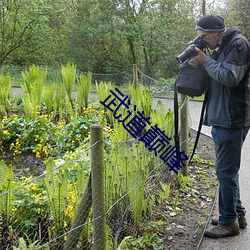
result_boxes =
[115,130,217,249]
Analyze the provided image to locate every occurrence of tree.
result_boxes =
[0,0,50,65]
[220,0,250,39]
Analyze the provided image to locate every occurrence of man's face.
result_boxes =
[196,30,222,49]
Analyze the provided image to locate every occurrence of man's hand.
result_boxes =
[192,47,207,64]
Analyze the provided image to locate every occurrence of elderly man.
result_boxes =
[192,15,250,238]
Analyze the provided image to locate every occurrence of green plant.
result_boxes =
[76,72,92,110]
[159,182,171,202]
[0,109,101,158]
[128,83,152,118]
[12,177,49,241]
[60,62,76,102]
[96,81,116,127]
[13,233,49,250]
[172,190,179,210]
[0,73,12,117]
[21,65,47,118]
[178,173,192,189]
[150,100,174,140]
[0,161,15,222]
[117,233,163,250]
[43,84,56,114]
[43,159,69,221]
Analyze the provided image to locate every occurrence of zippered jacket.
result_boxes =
[203,26,250,128]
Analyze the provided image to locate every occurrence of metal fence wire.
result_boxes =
[0,66,191,249]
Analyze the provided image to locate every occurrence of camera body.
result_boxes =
[176,36,208,64]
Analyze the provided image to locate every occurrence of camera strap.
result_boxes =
[188,91,208,164]
[173,83,208,167]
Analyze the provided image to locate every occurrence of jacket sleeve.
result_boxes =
[203,38,250,87]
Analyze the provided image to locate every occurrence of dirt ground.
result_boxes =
[158,130,217,250]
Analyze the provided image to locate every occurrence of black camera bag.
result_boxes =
[174,58,210,166]
[175,58,209,97]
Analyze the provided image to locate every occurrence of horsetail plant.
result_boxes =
[105,131,154,226]
[96,81,116,128]
[76,72,92,112]
[43,159,69,235]
[43,84,56,114]
[0,73,12,117]
[21,65,47,118]
[60,63,76,103]
[0,161,14,223]
[128,83,152,118]
[150,100,174,140]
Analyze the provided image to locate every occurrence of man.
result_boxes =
[192,15,250,238]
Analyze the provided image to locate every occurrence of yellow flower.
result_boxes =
[36,152,41,159]
[26,183,37,191]
[12,207,17,212]
[3,130,9,135]
[71,195,76,204]
[65,205,74,218]
[32,193,42,201]
[14,149,22,155]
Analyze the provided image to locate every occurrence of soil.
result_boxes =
[158,130,217,250]
[0,152,45,180]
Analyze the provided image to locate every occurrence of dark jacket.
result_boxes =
[203,26,250,128]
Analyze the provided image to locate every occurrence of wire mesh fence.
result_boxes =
[0,65,191,249]
[0,129,172,249]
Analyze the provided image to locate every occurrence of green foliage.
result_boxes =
[178,173,192,189]
[76,72,92,110]
[43,159,68,230]
[43,85,56,113]
[21,65,47,118]
[0,73,12,116]
[97,81,116,127]
[158,182,171,202]
[0,0,52,65]
[117,233,163,250]
[128,83,153,118]
[0,0,227,78]
[150,100,174,140]
[105,129,157,228]
[12,176,48,240]
[61,63,76,100]
[0,79,177,247]
[0,110,100,157]
[13,235,47,250]
[0,161,14,222]
[172,190,180,210]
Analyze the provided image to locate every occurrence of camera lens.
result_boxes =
[176,36,208,63]
[176,45,198,63]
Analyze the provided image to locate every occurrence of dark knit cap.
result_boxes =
[195,15,225,32]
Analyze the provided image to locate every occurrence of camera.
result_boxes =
[176,36,208,63]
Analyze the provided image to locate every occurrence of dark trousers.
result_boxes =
[211,126,249,225]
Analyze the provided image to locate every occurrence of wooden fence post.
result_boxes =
[63,175,92,250]
[91,124,106,250]
[133,64,138,86]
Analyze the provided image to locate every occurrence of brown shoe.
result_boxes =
[211,214,247,229]
[204,222,240,238]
